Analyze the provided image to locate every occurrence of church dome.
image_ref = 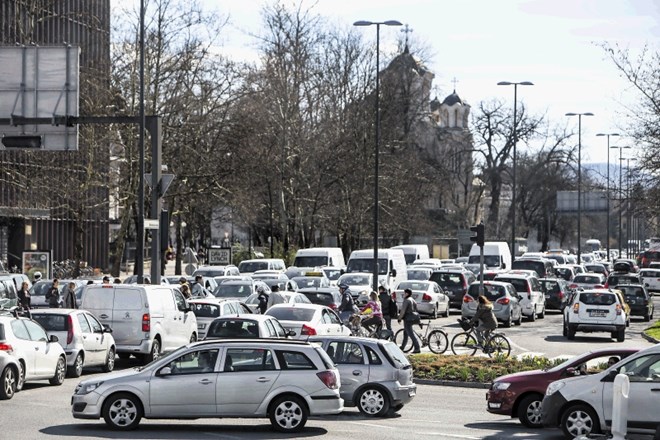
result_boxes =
[442,91,463,106]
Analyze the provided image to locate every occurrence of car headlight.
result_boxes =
[491,382,511,391]
[76,381,104,395]
[546,381,565,396]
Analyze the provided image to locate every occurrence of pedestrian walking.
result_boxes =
[267,284,286,308]
[180,283,192,299]
[256,286,269,314]
[17,281,31,310]
[63,281,78,309]
[378,285,397,331]
[397,288,421,353]
[46,279,61,308]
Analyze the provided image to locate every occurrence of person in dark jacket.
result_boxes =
[46,279,61,308]
[470,295,498,346]
[17,281,31,310]
[256,286,269,314]
[338,283,357,323]
[63,282,78,309]
[397,288,421,353]
[378,285,396,331]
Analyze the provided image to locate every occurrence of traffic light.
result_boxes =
[470,223,485,247]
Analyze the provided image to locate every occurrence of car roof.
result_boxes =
[210,314,275,322]
[309,335,390,346]
[29,308,82,315]
[267,303,329,311]
[188,338,312,349]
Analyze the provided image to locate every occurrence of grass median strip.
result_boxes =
[644,320,660,341]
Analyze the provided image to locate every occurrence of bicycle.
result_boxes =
[394,318,448,354]
[347,314,393,340]
[450,318,511,357]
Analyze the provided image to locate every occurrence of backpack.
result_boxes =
[389,297,398,318]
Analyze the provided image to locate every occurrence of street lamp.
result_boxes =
[611,145,631,257]
[354,19,403,292]
[596,132,619,261]
[625,157,637,257]
[565,112,594,262]
[498,81,534,256]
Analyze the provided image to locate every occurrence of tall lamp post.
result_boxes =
[596,132,619,261]
[498,81,533,256]
[354,19,403,292]
[611,145,630,257]
[565,112,594,262]
[625,157,637,257]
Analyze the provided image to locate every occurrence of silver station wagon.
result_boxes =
[71,339,343,433]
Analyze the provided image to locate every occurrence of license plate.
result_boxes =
[589,310,607,317]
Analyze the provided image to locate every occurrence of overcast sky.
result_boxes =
[117,0,660,164]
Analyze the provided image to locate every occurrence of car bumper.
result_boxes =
[628,305,649,316]
[541,391,567,428]
[573,323,625,332]
[71,391,103,419]
[417,303,435,315]
[390,383,417,405]
[485,389,514,416]
[545,296,564,310]
[116,339,152,355]
[308,395,344,415]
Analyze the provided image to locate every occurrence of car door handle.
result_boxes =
[100,314,109,319]
[256,377,271,383]
[352,370,362,376]
[651,388,660,392]
[198,379,213,385]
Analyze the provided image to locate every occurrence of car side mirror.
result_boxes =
[103,325,113,333]
[565,367,579,376]
[390,269,397,277]
[287,330,296,337]
[49,334,59,343]
[602,369,618,382]
[158,366,172,376]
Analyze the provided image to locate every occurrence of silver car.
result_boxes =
[310,335,416,417]
[461,281,524,327]
[72,339,343,432]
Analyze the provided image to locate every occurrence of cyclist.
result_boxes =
[470,295,497,348]
[360,291,383,334]
[338,283,358,323]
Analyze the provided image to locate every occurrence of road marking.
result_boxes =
[348,421,395,429]
[413,431,480,439]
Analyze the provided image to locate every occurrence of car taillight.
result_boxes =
[573,303,580,313]
[616,304,622,315]
[463,295,474,303]
[422,293,432,302]
[142,313,150,332]
[0,343,13,354]
[301,324,316,336]
[67,315,74,345]
[569,284,577,290]
[316,370,338,389]
[496,297,510,305]
[558,291,564,299]
[604,282,609,288]
[329,303,337,310]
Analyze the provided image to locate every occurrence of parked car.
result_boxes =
[310,335,416,416]
[569,273,607,290]
[539,278,571,311]
[541,343,660,438]
[428,268,476,309]
[639,268,660,293]
[81,284,198,364]
[0,309,66,399]
[71,339,343,432]
[494,271,546,320]
[265,304,351,339]
[562,289,627,342]
[461,281,523,327]
[30,309,116,377]
[615,284,654,321]
[203,315,291,339]
[488,348,638,428]
[392,281,450,318]
[188,299,253,339]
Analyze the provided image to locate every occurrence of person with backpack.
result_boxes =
[397,288,421,353]
[378,285,397,331]
[46,278,61,308]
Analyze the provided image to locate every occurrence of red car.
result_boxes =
[486,348,639,428]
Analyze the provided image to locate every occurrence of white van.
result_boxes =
[293,247,345,269]
[81,284,197,364]
[346,248,407,291]
[237,258,286,276]
[391,244,430,266]
[467,242,512,271]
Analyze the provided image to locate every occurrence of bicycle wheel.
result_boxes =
[394,329,413,353]
[486,334,511,358]
[451,332,478,355]
[427,330,448,354]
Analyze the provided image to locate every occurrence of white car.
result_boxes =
[244,292,312,313]
[188,299,253,339]
[569,273,607,290]
[562,289,627,342]
[393,280,450,319]
[336,273,373,300]
[265,304,351,339]
[541,342,660,438]
[494,271,546,320]
[639,268,660,293]
[30,309,116,377]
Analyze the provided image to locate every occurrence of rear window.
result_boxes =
[299,292,336,307]
[618,286,646,298]
[609,275,639,286]
[512,260,544,275]
[574,275,603,284]
[191,303,220,318]
[31,314,69,331]
[494,277,527,293]
[206,319,259,338]
[238,261,268,273]
[213,283,252,298]
[579,292,616,306]
[266,307,315,321]
[541,280,560,293]
[468,284,506,300]
[430,273,463,287]
[381,341,411,369]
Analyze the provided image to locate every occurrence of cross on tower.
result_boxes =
[451,77,459,92]
[401,24,413,49]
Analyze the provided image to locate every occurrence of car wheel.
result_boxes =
[68,352,84,378]
[142,339,160,365]
[0,365,17,400]
[444,305,450,318]
[432,304,438,319]
[538,305,545,319]
[269,394,308,432]
[16,361,25,391]
[394,329,412,353]
[49,357,66,386]
[514,311,522,326]
[102,347,116,373]
[102,392,143,430]
[357,386,391,417]
[189,333,197,343]
[567,325,576,340]
[518,394,543,428]
[560,404,600,439]
[502,314,512,328]
[527,310,537,322]
[616,328,625,343]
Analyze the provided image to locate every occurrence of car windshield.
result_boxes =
[574,275,602,284]
[579,292,616,306]
[206,319,259,338]
[407,270,429,280]
[238,261,269,273]
[338,275,370,286]
[293,256,327,267]
[190,303,221,318]
[511,260,543,274]
[30,282,54,296]
[346,258,388,275]
[494,278,527,293]
[381,341,411,368]
[31,313,68,331]
[266,308,315,321]
[609,276,638,286]
[292,277,323,288]
[397,281,430,291]
[468,255,501,267]
[468,284,505,300]
[213,283,252,298]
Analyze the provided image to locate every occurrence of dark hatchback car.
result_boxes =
[429,269,476,309]
[486,348,639,428]
[296,288,342,311]
[615,284,654,321]
[539,278,571,311]
[605,272,641,288]
[511,258,555,279]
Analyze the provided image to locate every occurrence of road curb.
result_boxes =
[641,331,659,344]
[415,378,491,389]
